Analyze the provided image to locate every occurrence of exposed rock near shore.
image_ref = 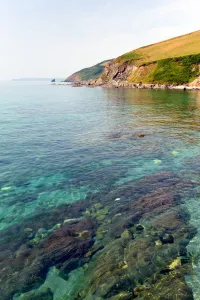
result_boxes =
[54,80,200,90]
[68,80,200,90]
[99,82,200,90]
[72,82,84,87]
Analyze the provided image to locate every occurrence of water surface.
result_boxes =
[0,82,200,299]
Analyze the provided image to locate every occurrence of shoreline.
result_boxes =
[52,81,200,91]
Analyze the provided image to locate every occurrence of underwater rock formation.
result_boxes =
[0,171,197,299]
[71,185,195,299]
[15,287,54,300]
[0,219,96,300]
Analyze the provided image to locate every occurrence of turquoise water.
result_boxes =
[1,81,200,299]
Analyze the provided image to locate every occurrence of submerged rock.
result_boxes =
[15,287,53,300]
[0,219,97,300]
[160,234,174,244]
[67,173,196,299]
[136,134,145,138]
[133,285,151,297]
[110,292,132,300]
[85,243,104,258]
[141,271,194,299]
[167,257,181,270]
[135,224,145,232]
[0,171,197,300]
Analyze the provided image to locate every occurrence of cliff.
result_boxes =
[96,30,200,87]
[67,30,200,87]
[97,54,200,87]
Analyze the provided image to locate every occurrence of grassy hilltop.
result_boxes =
[116,30,200,65]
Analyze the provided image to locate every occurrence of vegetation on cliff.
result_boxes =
[129,54,200,85]
[147,54,200,84]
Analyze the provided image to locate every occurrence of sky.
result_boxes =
[0,0,199,80]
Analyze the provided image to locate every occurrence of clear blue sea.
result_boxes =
[0,81,200,299]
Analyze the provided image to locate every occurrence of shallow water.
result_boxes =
[1,82,200,299]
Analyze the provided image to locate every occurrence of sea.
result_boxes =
[0,81,200,299]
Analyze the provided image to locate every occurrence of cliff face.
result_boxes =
[97,54,200,87]
[96,62,137,84]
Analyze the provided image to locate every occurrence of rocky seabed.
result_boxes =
[0,171,199,300]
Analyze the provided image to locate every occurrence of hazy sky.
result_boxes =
[0,0,199,80]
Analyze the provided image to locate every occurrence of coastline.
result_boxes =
[52,81,200,91]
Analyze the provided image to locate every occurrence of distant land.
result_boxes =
[65,60,112,82]
[12,78,65,82]
[65,30,200,88]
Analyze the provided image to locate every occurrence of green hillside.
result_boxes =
[116,30,200,66]
[67,31,200,86]
[65,59,111,82]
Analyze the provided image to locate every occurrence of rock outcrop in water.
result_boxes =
[0,171,197,299]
